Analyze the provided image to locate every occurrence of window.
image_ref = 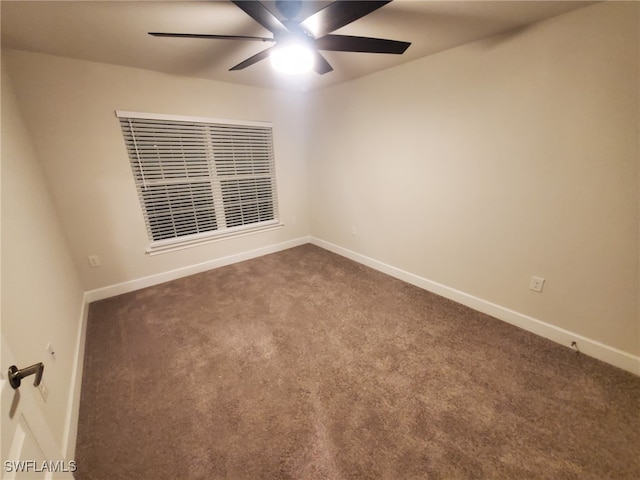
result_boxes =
[117,111,281,254]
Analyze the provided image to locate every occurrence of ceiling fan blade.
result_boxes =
[301,1,391,38]
[229,47,274,71]
[149,32,274,42]
[313,51,334,75]
[232,1,287,35]
[316,34,410,54]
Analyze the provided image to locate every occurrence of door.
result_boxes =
[1,337,75,480]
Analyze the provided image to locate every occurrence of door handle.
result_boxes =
[7,363,44,390]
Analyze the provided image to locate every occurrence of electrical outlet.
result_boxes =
[529,276,545,293]
[38,380,49,402]
[351,226,357,236]
[88,255,101,267]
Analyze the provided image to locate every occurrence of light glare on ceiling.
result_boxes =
[270,44,315,74]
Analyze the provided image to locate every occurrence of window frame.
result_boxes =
[116,110,283,255]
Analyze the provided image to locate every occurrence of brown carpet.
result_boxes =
[75,244,640,480]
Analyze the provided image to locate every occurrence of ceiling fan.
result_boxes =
[149,0,411,75]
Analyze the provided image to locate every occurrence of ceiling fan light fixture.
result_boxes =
[270,43,315,74]
[150,1,411,76]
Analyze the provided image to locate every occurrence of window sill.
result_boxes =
[146,222,284,256]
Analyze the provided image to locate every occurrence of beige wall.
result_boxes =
[308,2,639,356]
[1,61,85,451]
[2,50,311,291]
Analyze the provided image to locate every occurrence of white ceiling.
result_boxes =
[1,0,595,91]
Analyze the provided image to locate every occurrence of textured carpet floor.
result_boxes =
[76,244,640,479]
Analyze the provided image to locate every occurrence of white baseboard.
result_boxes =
[310,237,640,376]
[62,298,89,461]
[85,236,312,303]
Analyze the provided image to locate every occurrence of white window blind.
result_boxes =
[117,111,280,253]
